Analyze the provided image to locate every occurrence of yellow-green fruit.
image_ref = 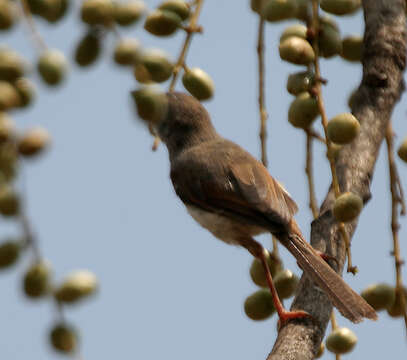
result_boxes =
[327,143,342,161]
[0,141,17,181]
[0,186,19,216]
[0,48,25,82]
[18,127,51,157]
[26,0,44,15]
[263,0,297,22]
[144,9,181,37]
[361,283,395,311]
[274,269,299,299]
[279,37,315,65]
[14,78,36,108]
[54,269,98,303]
[279,24,307,43]
[250,0,262,13]
[326,327,357,354]
[134,64,153,84]
[50,323,77,353]
[0,112,15,142]
[0,81,20,110]
[0,0,15,30]
[0,240,20,268]
[81,0,114,25]
[23,260,52,298]
[316,342,325,358]
[37,50,68,86]
[139,49,173,83]
[131,86,168,124]
[113,38,141,66]
[288,92,319,129]
[327,113,359,144]
[294,0,309,21]
[114,0,145,26]
[341,35,362,62]
[333,192,362,222]
[319,22,342,58]
[397,137,407,162]
[244,289,275,320]
[387,287,407,318]
[250,250,283,287]
[286,71,314,95]
[75,31,101,67]
[320,0,360,16]
[41,0,70,23]
[159,0,190,21]
[182,68,214,101]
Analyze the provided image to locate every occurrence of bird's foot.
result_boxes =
[277,310,313,329]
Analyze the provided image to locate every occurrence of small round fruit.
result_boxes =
[182,67,214,101]
[74,31,101,67]
[37,49,68,86]
[347,88,358,109]
[114,0,145,26]
[113,38,141,66]
[81,0,114,25]
[0,141,17,181]
[274,269,299,299]
[386,286,407,318]
[0,186,20,216]
[0,112,15,142]
[244,289,275,321]
[361,283,395,311]
[327,143,342,161]
[144,9,181,37]
[49,323,78,353]
[279,24,307,43]
[279,37,315,65]
[327,113,359,144]
[0,240,20,268]
[250,0,262,13]
[341,35,362,62]
[263,0,297,22]
[134,64,153,84]
[0,81,20,110]
[288,92,319,129]
[398,137,407,162]
[23,260,52,298]
[18,127,51,157]
[14,78,36,107]
[0,0,15,30]
[286,71,314,96]
[54,270,98,303]
[0,49,25,81]
[320,0,361,16]
[139,49,173,83]
[159,0,190,21]
[41,0,70,23]
[316,342,325,358]
[294,0,309,21]
[319,22,342,58]
[250,250,283,288]
[333,192,362,222]
[326,327,357,354]
[131,86,168,124]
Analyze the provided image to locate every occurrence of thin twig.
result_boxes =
[308,128,326,144]
[310,0,357,275]
[305,131,319,219]
[385,124,407,333]
[18,0,47,52]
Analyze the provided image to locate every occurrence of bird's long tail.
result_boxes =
[278,220,377,323]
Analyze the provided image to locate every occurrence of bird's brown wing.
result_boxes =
[170,140,298,232]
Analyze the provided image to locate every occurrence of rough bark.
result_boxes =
[267,1,407,359]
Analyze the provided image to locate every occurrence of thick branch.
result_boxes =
[268,1,406,359]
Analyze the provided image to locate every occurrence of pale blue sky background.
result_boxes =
[1,1,407,359]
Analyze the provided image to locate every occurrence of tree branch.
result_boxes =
[267,1,406,359]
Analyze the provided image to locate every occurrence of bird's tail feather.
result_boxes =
[279,221,377,323]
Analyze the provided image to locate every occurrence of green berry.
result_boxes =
[0,81,20,110]
[144,9,182,37]
[0,49,25,82]
[361,283,396,311]
[274,269,299,299]
[159,0,190,21]
[279,24,307,43]
[279,37,315,65]
[263,0,297,22]
[0,240,20,268]
[37,49,68,86]
[333,192,363,222]
[114,0,145,26]
[286,71,315,95]
[0,0,16,30]
[49,323,78,353]
[139,49,173,83]
[113,38,141,66]
[131,86,168,124]
[81,0,114,25]
[41,0,70,23]
[23,260,52,298]
[14,78,36,108]
[250,250,283,288]
[182,67,215,101]
[327,113,360,144]
[320,0,361,16]
[326,327,357,354]
[0,186,20,217]
[341,35,362,62]
[319,22,342,58]
[75,31,101,67]
[0,112,15,142]
[244,289,275,321]
[18,127,51,157]
[294,0,309,21]
[288,92,319,129]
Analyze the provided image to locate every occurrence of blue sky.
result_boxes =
[1,1,407,359]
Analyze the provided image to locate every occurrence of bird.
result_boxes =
[142,91,377,325]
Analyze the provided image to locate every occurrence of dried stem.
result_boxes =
[310,0,357,274]
[308,129,326,144]
[385,124,407,332]
[19,0,47,52]
[305,131,319,219]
